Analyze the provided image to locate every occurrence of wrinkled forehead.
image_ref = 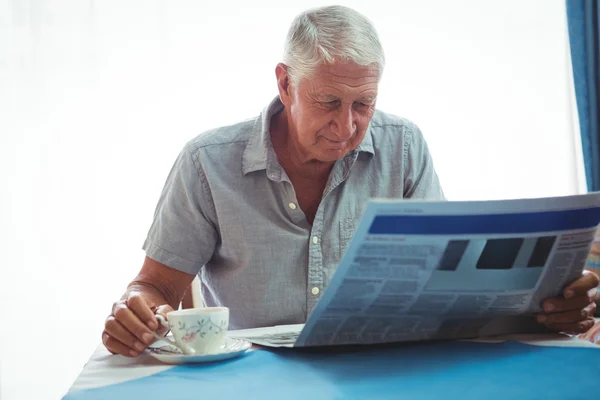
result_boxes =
[302,61,380,99]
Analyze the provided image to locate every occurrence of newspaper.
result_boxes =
[236,193,600,348]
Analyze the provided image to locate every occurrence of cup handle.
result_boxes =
[153,314,196,355]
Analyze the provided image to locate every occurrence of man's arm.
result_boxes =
[123,256,196,310]
[403,122,445,200]
[102,256,197,357]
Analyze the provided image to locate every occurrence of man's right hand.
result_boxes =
[102,292,174,357]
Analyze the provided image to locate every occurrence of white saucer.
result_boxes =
[147,337,252,365]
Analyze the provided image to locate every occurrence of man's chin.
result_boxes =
[320,147,349,162]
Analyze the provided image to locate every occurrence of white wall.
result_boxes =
[0,0,579,399]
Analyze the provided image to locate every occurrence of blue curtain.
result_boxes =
[566,0,600,192]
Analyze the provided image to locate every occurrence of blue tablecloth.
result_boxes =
[64,339,600,400]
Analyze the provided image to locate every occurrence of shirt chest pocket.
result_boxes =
[339,216,361,260]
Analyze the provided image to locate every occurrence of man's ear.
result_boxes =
[275,63,292,106]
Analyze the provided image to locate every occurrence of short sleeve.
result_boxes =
[142,143,218,274]
[403,123,446,200]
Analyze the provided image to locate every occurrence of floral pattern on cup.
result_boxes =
[171,317,227,343]
[182,332,196,343]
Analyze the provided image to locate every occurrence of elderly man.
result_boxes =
[102,5,600,357]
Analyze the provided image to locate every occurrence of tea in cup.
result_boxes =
[153,307,229,355]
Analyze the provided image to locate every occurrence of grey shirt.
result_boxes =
[142,96,445,329]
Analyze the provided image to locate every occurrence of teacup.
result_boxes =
[153,307,229,355]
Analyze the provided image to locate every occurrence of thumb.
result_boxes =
[155,304,175,317]
[154,304,176,337]
[564,270,599,299]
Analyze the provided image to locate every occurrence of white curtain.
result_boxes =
[0,1,581,399]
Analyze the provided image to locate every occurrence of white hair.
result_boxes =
[282,5,385,85]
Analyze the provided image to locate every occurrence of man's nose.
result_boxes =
[331,107,355,140]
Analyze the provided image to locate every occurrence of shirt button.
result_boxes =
[312,236,319,244]
[288,203,297,210]
[311,287,320,295]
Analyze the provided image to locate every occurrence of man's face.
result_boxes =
[280,61,379,163]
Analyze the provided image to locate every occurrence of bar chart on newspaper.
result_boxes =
[234,192,600,348]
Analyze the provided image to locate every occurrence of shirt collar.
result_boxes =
[242,96,282,175]
[242,96,375,176]
[356,120,374,155]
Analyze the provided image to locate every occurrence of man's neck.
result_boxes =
[270,111,334,181]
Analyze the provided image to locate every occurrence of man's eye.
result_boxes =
[323,101,338,107]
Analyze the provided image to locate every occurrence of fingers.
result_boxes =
[541,317,596,334]
[537,302,597,324]
[537,271,599,335]
[102,331,139,357]
[537,271,598,335]
[112,302,156,347]
[126,293,159,331]
[104,292,175,357]
[563,270,599,299]
[103,307,153,357]
[104,316,148,354]
[542,287,597,313]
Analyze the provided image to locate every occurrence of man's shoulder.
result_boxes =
[185,116,259,155]
[371,109,420,133]
[370,109,425,147]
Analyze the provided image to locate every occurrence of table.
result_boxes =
[62,333,600,400]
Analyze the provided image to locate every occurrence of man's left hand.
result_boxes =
[536,270,598,334]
